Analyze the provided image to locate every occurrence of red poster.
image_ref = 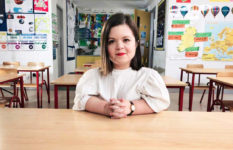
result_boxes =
[176,0,191,3]
[34,0,49,13]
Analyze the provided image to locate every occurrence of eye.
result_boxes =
[108,40,114,45]
[123,38,130,42]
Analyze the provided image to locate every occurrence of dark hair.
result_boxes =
[100,13,142,75]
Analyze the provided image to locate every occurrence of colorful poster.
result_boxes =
[202,22,233,61]
[34,0,49,13]
[7,34,21,51]
[5,0,33,13]
[0,32,7,50]
[20,34,34,50]
[35,14,50,34]
[34,34,47,50]
[7,14,34,35]
[176,0,191,3]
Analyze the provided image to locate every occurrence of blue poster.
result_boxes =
[0,0,7,31]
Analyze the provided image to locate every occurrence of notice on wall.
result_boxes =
[34,0,49,13]
[35,14,50,34]
[167,0,233,61]
[0,32,7,50]
[5,0,33,13]
[34,34,47,51]
[7,14,34,35]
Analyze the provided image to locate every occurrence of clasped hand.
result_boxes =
[104,98,131,119]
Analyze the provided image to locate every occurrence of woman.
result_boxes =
[73,13,170,119]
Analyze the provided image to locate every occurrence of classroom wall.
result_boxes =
[164,0,233,82]
[0,0,53,81]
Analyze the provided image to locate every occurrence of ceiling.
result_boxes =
[73,0,154,10]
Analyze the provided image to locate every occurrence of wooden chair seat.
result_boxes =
[222,101,233,112]
[0,84,12,88]
[16,83,38,88]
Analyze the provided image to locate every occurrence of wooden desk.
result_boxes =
[0,65,50,108]
[180,67,233,111]
[163,76,187,111]
[51,74,82,109]
[207,76,233,112]
[0,74,24,107]
[0,109,233,150]
[74,67,89,74]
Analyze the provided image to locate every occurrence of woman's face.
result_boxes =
[107,24,137,70]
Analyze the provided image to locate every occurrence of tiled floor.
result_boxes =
[3,87,232,112]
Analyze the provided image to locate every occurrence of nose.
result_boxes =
[116,40,123,50]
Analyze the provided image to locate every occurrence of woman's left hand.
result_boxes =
[109,98,131,119]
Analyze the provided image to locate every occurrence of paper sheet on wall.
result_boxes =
[0,32,7,50]
[7,14,34,35]
[34,0,49,13]
[5,0,33,13]
[167,1,233,61]
[35,14,50,34]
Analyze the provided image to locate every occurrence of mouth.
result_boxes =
[116,53,126,56]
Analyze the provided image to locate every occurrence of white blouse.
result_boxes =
[73,67,170,112]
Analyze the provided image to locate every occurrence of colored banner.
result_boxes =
[168,31,184,35]
[34,0,49,13]
[185,47,199,51]
[195,32,212,37]
[171,24,185,28]
[168,35,181,40]
[194,37,208,42]
[176,0,191,3]
[185,52,198,57]
[172,20,190,25]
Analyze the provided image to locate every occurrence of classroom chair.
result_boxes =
[186,64,215,104]
[0,68,21,108]
[0,61,20,98]
[212,71,233,112]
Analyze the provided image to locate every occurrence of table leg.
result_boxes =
[179,87,184,111]
[36,71,40,108]
[207,80,213,112]
[19,76,24,107]
[47,68,50,104]
[67,86,70,109]
[180,69,184,81]
[189,73,195,111]
[54,85,58,109]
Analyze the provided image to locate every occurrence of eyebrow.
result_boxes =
[108,36,132,39]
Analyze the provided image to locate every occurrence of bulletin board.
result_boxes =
[167,0,233,61]
[0,0,50,51]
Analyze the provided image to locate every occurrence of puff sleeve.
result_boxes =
[72,68,99,110]
[137,68,170,113]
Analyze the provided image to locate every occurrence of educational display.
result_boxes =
[0,0,49,51]
[76,13,109,55]
[167,0,233,61]
[5,0,33,13]
[34,0,49,13]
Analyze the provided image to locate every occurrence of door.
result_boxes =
[135,9,151,67]
[57,6,64,76]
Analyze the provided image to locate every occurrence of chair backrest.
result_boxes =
[225,65,233,69]
[3,61,20,67]
[187,64,204,69]
[27,62,45,67]
[217,72,233,77]
[0,68,18,75]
